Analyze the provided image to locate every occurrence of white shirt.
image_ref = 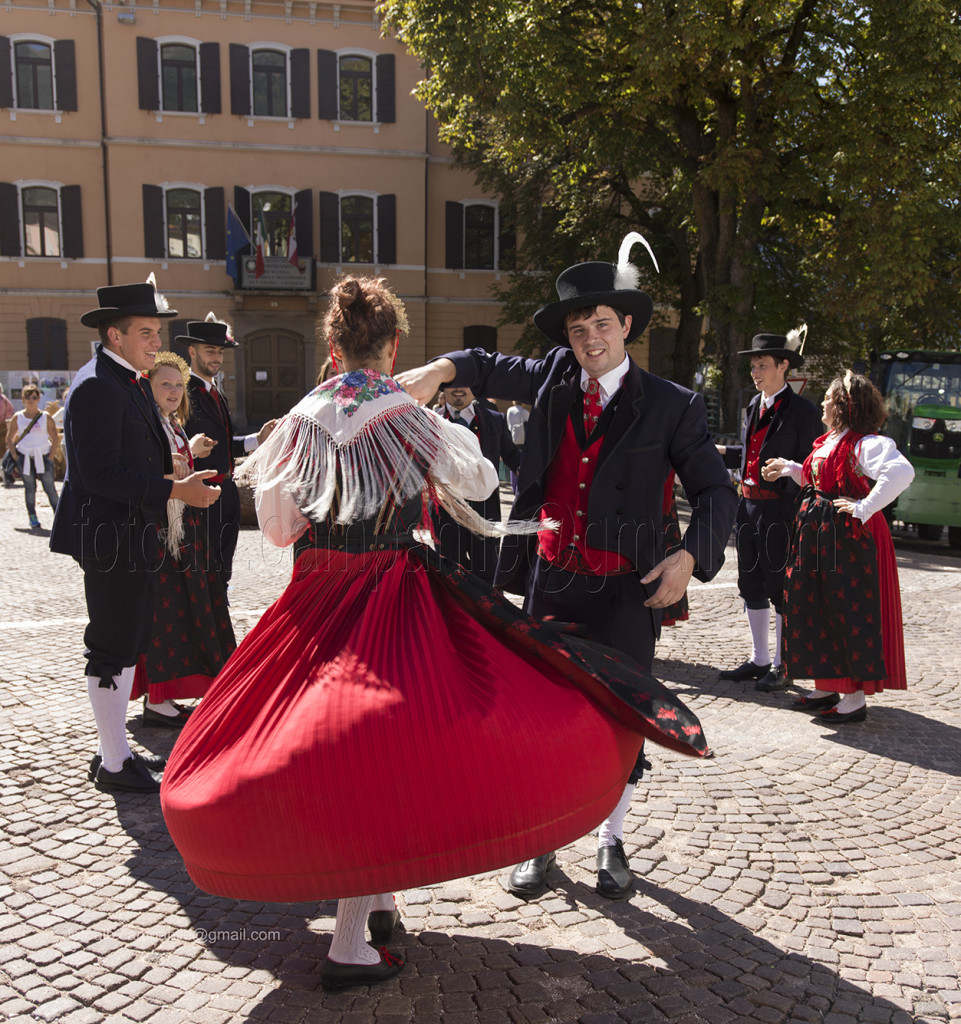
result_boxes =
[101,345,141,378]
[445,403,475,427]
[778,429,915,522]
[579,355,630,412]
[191,371,259,452]
[760,384,789,410]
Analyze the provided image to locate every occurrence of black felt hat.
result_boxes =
[175,319,237,348]
[533,261,654,346]
[80,282,177,328]
[738,330,806,369]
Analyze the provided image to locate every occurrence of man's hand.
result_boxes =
[170,469,221,508]
[641,548,696,608]
[257,419,278,445]
[189,433,217,458]
[395,359,456,405]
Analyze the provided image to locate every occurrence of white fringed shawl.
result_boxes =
[237,369,547,541]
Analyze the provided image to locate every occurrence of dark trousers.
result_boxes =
[734,498,794,613]
[434,501,501,585]
[203,478,241,587]
[82,556,158,681]
[525,556,657,785]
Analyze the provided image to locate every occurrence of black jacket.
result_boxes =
[50,346,173,567]
[185,375,247,476]
[440,347,738,595]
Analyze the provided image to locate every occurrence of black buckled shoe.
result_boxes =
[368,909,404,945]
[718,660,771,681]
[596,838,634,899]
[94,755,162,794]
[320,949,405,992]
[142,700,194,729]
[755,663,791,692]
[507,852,556,899]
[818,706,867,724]
[88,751,167,782]
[791,692,840,712]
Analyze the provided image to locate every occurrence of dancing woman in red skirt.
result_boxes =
[763,372,914,723]
[161,276,709,991]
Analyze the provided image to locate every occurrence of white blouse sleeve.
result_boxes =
[254,474,310,547]
[427,411,499,501]
[777,459,805,486]
[851,435,915,522]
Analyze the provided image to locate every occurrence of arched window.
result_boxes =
[252,49,287,117]
[15,40,54,109]
[23,186,60,257]
[165,188,202,258]
[252,190,292,257]
[339,55,372,121]
[340,195,374,263]
[161,43,199,112]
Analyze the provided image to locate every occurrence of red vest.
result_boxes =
[742,396,783,498]
[536,418,632,576]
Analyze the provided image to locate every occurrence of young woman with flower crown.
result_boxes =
[161,275,708,992]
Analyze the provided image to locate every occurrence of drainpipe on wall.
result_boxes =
[423,102,429,363]
[85,0,113,284]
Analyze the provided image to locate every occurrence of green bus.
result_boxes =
[873,350,961,548]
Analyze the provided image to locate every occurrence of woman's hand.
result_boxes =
[833,497,858,516]
[189,433,217,458]
[171,453,191,480]
[761,458,787,482]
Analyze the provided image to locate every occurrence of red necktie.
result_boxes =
[583,378,602,437]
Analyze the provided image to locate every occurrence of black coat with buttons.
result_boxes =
[440,347,738,596]
[50,346,174,568]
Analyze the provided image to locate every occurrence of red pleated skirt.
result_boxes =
[161,546,657,901]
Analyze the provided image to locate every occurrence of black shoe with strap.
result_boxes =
[718,660,771,681]
[596,838,634,899]
[320,949,405,992]
[88,751,167,782]
[755,663,791,692]
[94,756,162,794]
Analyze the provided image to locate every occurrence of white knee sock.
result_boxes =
[773,613,783,668]
[369,892,395,913]
[598,783,635,848]
[746,607,771,665]
[87,667,135,773]
[835,692,866,713]
[328,896,381,965]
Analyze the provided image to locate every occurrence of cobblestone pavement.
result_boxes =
[2,478,961,1024]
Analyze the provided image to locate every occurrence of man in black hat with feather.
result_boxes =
[716,328,822,692]
[51,279,221,794]
[398,235,737,900]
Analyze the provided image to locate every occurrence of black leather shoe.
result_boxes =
[368,909,404,945]
[507,852,556,899]
[755,664,791,692]
[791,692,840,712]
[719,660,771,681]
[88,751,167,782]
[596,837,634,899]
[94,756,162,794]
[142,700,194,729]
[818,706,867,724]
[320,950,404,991]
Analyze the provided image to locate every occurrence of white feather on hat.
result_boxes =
[145,272,170,313]
[614,231,660,290]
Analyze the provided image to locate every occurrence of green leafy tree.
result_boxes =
[382,0,961,428]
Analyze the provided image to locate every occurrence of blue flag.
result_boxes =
[225,204,252,283]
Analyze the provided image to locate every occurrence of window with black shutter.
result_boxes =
[0,39,13,109]
[22,186,60,257]
[293,189,312,258]
[204,187,225,261]
[15,40,54,109]
[27,318,68,369]
[137,37,160,111]
[290,49,309,119]
[0,182,20,256]
[340,195,373,263]
[229,43,251,116]
[166,189,203,258]
[252,49,286,117]
[53,40,76,112]
[319,191,339,262]
[464,204,496,270]
[445,202,463,270]
[60,184,83,259]
[338,54,372,121]
[142,184,165,258]
[375,53,395,123]
[161,43,199,112]
[199,42,221,115]
[316,49,337,120]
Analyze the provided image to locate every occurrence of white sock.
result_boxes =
[145,699,180,717]
[835,692,866,714]
[746,607,771,666]
[328,896,381,965]
[598,783,635,848]
[87,668,135,773]
[369,892,395,913]
[773,614,783,668]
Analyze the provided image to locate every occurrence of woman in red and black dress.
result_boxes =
[160,275,709,993]
[763,372,914,723]
[131,352,235,727]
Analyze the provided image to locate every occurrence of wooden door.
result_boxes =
[245,329,305,423]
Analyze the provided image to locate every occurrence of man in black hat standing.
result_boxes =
[716,329,822,691]
[434,385,521,582]
[51,280,221,794]
[181,317,276,588]
[398,236,737,900]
